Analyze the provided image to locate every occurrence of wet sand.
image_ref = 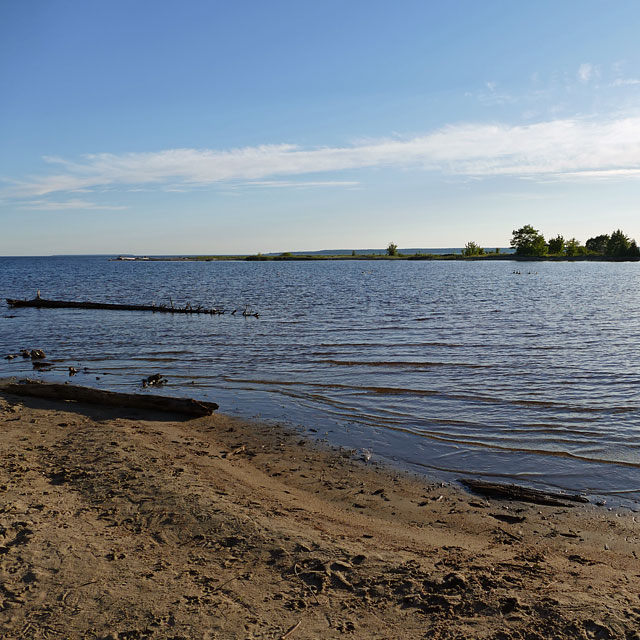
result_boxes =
[0,390,638,639]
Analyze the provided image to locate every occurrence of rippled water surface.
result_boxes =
[2,256,639,504]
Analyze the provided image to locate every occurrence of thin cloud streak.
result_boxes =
[7,115,640,199]
[18,199,127,211]
[612,77,640,87]
[245,180,360,188]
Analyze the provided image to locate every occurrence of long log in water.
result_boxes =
[1,381,218,416]
[6,297,229,315]
[460,478,589,506]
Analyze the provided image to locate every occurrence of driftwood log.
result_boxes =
[1,381,218,417]
[459,478,589,507]
[6,297,230,316]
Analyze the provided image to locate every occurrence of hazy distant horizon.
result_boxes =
[0,247,517,258]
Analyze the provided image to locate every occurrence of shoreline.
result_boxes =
[110,254,640,262]
[1,389,638,638]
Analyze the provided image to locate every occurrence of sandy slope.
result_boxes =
[0,391,638,639]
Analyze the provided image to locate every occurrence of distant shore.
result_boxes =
[112,253,640,262]
[1,386,638,638]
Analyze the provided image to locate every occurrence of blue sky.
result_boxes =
[2,1,640,255]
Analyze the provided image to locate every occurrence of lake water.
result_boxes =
[1,256,639,506]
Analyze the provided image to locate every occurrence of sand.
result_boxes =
[0,390,638,639]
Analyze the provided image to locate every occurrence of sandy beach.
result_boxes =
[0,388,638,639]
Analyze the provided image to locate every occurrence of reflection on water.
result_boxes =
[1,256,639,504]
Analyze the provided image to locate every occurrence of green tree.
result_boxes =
[387,242,398,256]
[585,234,609,254]
[547,234,565,255]
[462,241,485,257]
[606,229,632,256]
[510,225,547,256]
[565,238,581,256]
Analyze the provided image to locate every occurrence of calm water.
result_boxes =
[1,256,639,505]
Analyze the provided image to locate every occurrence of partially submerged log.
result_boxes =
[459,478,589,507]
[6,297,242,316]
[1,380,218,417]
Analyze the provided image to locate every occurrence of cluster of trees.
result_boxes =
[584,232,639,256]
[509,225,640,258]
[385,230,638,259]
[462,241,485,256]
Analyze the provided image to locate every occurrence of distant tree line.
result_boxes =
[507,225,640,258]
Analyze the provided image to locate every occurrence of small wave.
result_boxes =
[126,356,185,362]
[317,359,489,369]
[318,341,465,348]
[148,349,196,356]
[320,325,409,333]
[220,377,636,414]
[380,424,640,469]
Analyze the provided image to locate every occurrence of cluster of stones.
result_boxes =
[4,348,46,361]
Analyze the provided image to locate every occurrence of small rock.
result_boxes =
[142,373,167,387]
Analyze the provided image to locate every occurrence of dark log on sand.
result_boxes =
[460,478,589,507]
[1,381,218,417]
[6,297,229,316]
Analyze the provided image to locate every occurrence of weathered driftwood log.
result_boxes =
[5,297,232,316]
[1,381,218,417]
[459,478,589,507]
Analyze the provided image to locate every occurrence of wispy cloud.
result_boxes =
[245,180,360,188]
[612,77,640,87]
[610,60,640,87]
[17,199,127,211]
[548,168,640,181]
[578,63,599,84]
[5,114,640,200]
[470,80,517,106]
